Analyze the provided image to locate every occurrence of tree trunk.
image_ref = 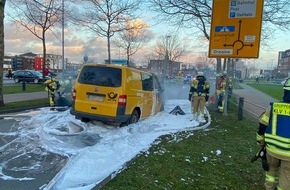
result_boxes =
[127,47,130,67]
[42,31,46,78]
[107,35,111,64]
[0,0,6,106]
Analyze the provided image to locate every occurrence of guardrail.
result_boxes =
[235,97,266,120]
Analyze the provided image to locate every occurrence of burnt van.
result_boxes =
[70,64,164,126]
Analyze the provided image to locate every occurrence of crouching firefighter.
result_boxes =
[44,75,61,107]
[256,77,290,190]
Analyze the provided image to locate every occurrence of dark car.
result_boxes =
[13,70,48,84]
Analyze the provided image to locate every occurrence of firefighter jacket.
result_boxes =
[257,102,290,161]
[220,77,232,93]
[189,76,210,97]
[44,78,61,92]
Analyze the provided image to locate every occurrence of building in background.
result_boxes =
[148,60,181,78]
[274,49,290,78]
[3,55,13,71]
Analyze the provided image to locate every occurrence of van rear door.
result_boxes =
[75,65,122,116]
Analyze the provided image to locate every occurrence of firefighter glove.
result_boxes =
[256,133,265,148]
[188,94,192,101]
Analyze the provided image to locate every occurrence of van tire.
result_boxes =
[129,110,139,124]
[81,117,90,123]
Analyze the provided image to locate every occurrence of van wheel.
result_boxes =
[129,110,139,124]
[81,117,90,123]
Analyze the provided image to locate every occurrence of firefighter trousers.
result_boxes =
[191,96,205,116]
[265,153,290,190]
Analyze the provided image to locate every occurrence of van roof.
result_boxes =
[82,64,153,75]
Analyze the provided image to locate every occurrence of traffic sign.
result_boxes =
[209,0,264,58]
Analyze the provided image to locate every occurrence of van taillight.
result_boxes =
[118,95,127,106]
[72,89,76,100]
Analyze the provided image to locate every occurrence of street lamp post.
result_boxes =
[61,0,65,76]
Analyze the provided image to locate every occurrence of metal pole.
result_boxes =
[238,97,244,120]
[223,58,231,116]
[62,0,65,75]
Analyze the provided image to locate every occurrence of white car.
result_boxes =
[281,77,290,85]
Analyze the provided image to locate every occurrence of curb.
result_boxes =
[0,104,49,115]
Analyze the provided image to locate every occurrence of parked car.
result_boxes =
[70,64,164,126]
[13,70,48,84]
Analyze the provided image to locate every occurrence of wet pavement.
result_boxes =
[0,113,68,190]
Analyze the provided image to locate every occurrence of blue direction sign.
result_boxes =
[215,26,235,32]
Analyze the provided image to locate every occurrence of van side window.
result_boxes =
[142,73,153,91]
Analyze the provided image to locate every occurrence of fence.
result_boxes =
[231,97,267,120]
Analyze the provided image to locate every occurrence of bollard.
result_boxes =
[238,97,244,120]
[22,79,26,91]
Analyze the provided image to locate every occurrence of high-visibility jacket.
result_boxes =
[258,102,290,160]
[189,76,210,97]
[220,77,232,93]
[44,78,61,92]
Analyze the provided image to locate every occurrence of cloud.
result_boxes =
[4,21,109,63]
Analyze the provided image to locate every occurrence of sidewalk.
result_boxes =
[233,83,278,117]
[3,91,48,103]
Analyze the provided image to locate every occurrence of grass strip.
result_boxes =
[3,84,45,94]
[247,83,283,100]
[0,98,49,112]
[101,104,265,190]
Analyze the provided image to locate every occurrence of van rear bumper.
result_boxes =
[70,108,130,124]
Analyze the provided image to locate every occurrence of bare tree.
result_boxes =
[69,0,141,64]
[154,33,187,61]
[0,0,6,106]
[195,52,215,70]
[149,0,290,72]
[8,0,62,78]
[114,19,152,67]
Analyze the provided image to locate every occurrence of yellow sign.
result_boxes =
[208,0,264,58]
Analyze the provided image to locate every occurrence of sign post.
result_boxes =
[209,0,264,58]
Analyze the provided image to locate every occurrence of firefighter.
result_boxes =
[44,74,61,107]
[188,71,210,123]
[256,77,290,190]
[217,71,232,112]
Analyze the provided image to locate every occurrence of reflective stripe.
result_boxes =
[266,144,290,157]
[265,172,279,183]
[266,138,290,149]
[272,113,277,135]
[265,133,290,143]
[277,187,284,190]
[256,133,264,141]
[261,114,269,124]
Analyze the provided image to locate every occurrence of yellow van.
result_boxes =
[70,64,164,126]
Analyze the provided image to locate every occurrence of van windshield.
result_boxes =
[78,66,121,87]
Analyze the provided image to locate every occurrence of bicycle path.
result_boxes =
[233,83,278,117]
[3,91,48,103]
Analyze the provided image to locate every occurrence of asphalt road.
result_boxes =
[0,115,68,190]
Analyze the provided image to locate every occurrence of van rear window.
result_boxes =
[78,66,121,87]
